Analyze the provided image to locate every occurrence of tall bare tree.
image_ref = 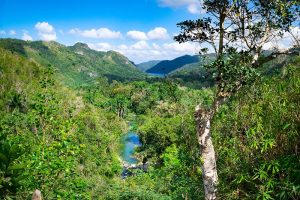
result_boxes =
[175,0,299,199]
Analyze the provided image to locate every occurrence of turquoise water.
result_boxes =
[122,132,142,164]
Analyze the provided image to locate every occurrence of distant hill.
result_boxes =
[170,53,215,73]
[137,60,162,72]
[167,55,214,89]
[146,55,200,74]
[0,39,145,87]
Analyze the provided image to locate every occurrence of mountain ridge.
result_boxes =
[146,55,200,74]
[137,60,162,72]
[0,38,145,87]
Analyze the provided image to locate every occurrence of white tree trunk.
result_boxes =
[32,189,42,200]
[195,105,218,200]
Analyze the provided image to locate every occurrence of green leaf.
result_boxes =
[283,123,290,130]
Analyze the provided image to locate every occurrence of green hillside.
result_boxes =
[168,54,215,88]
[146,55,200,74]
[0,39,145,87]
[0,47,126,199]
[137,60,162,72]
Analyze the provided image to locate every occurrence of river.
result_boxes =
[121,131,142,164]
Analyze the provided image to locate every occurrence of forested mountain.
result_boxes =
[167,53,215,88]
[146,55,200,74]
[137,60,162,72]
[0,39,145,87]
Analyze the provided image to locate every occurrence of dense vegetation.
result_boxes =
[0,47,126,199]
[214,58,300,199]
[0,39,145,88]
[109,55,300,200]
[0,37,299,200]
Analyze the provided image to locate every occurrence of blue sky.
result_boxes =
[1,0,299,63]
[0,0,203,63]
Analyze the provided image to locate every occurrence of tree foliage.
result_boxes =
[0,32,299,200]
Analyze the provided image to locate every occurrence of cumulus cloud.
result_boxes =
[162,42,197,52]
[22,32,33,41]
[69,29,78,35]
[118,44,129,50]
[123,41,198,63]
[147,27,170,40]
[69,28,121,39]
[158,0,204,14]
[127,30,148,40]
[9,30,16,35]
[187,3,202,14]
[35,22,57,41]
[126,27,170,40]
[131,40,150,50]
[262,27,300,50]
[78,26,299,63]
[152,43,161,50]
[87,43,113,51]
[0,30,6,35]
[87,40,199,63]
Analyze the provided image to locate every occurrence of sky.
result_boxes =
[0,0,205,63]
[0,0,299,63]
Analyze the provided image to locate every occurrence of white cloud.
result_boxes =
[131,40,150,50]
[163,42,198,53]
[0,30,5,35]
[289,26,300,45]
[127,30,148,40]
[69,28,121,39]
[152,43,161,50]
[118,44,129,50]
[87,40,199,63]
[126,27,170,40]
[147,27,169,40]
[71,26,170,41]
[69,28,78,35]
[158,0,204,14]
[75,26,299,63]
[35,22,57,41]
[96,43,112,50]
[9,30,16,35]
[22,33,33,41]
[121,42,198,63]
[262,27,300,50]
[35,22,54,33]
[187,3,201,14]
[88,42,113,51]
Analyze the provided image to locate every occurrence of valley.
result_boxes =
[1,1,300,199]
[1,38,299,199]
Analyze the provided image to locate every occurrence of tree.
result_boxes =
[289,26,300,47]
[175,0,299,199]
